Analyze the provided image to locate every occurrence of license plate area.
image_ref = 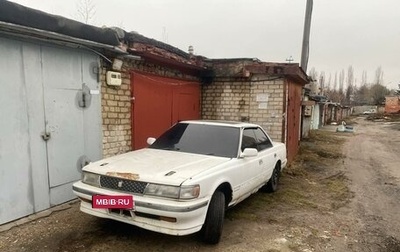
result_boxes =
[92,195,134,209]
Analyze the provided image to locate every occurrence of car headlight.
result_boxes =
[82,172,100,187]
[180,185,200,199]
[144,184,200,199]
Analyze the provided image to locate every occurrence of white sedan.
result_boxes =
[72,120,287,244]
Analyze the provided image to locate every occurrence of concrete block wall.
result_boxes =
[202,75,285,142]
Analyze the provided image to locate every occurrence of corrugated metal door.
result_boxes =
[286,81,302,163]
[131,72,200,149]
[0,36,102,224]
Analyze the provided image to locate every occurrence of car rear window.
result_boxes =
[149,123,240,158]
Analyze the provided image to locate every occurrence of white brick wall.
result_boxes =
[202,76,284,141]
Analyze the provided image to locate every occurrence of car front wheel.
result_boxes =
[201,191,225,244]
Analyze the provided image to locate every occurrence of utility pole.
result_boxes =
[300,0,313,73]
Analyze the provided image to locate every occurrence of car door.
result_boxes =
[233,128,264,200]
[253,127,276,185]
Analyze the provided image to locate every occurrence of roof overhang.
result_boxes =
[0,21,127,60]
[244,63,309,85]
[130,49,207,76]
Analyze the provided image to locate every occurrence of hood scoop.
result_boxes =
[164,171,176,176]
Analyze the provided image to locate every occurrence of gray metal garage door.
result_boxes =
[0,36,102,224]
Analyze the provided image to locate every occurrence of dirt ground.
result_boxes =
[1,115,400,252]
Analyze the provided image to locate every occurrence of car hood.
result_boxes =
[83,148,230,186]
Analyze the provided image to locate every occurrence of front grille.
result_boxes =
[100,176,148,194]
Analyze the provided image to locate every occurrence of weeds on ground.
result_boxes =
[227,128,352,222]
[285,130,351,210]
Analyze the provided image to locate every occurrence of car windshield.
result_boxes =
[149,123,240,158]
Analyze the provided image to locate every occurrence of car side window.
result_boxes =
[254,128,273,151]
[241,129,257,151]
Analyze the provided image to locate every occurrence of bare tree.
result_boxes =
[370,83,390,105]
[319,71,325,95]
[361,70,368,86]
[308,67,318,81]
[374,66,384,85]
[76,0,96,24]
[326,73,332,91]
[332,72,337,91]
[347,66,354,87]
[325,71,339,103]
[353,84,370,105]
[339,70,345,92]
[345,66,354,104]
[337,69,346,103]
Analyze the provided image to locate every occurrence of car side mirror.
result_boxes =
[240,148,258,158]
[147,137,156,145]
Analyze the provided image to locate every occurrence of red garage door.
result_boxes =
[131,72,200,149]
[286,80,302,163]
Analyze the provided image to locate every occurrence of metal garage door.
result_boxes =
[0,36,102,224]
[131,72,200,150]
[286,80,302,163]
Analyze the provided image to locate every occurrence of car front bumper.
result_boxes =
[72,181,209,236]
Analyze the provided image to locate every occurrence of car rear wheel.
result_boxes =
[201,191,225,244]
[265,164,280,193]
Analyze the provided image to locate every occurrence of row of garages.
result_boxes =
[0,1,308,225]
[301,99,352,138]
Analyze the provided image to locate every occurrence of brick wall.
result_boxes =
[101,67,132,158]
[101,59,199,158]
[202,78,251,122]
[249,77,285,141]
[202,75,285,141]
[385,96,400,113]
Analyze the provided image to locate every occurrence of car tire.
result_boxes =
[201,191,225,244]
[265,164,280,193]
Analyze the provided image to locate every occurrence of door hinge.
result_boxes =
[77,83,92,108]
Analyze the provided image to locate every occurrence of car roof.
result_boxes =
[179,120,260,128]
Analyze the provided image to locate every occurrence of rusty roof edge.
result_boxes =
[127,32,190,59]
[129,50,209,77]
[283,65,309,85]
[243,63,309,85]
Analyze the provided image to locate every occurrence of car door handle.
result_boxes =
[274,153,277,158]
[259,160,263,165]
